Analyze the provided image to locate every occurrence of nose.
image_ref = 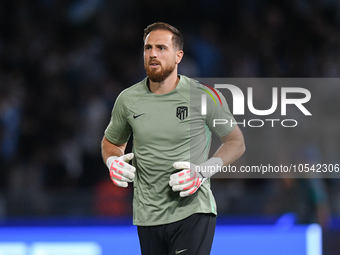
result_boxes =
[149,47,157,58]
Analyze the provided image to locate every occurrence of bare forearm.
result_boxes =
[101,136,127,163]
[213,126,245,166]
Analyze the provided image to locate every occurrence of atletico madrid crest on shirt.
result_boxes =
[176,106,188,121]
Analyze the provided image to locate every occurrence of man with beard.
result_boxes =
[101,22,245,255]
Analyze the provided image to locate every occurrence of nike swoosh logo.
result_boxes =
[175,249,188,254]
[133,113,145,119]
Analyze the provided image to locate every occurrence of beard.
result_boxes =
[144,61,176,83]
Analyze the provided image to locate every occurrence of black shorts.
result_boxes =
[137,213,216,255]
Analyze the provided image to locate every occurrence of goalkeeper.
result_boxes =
[101,22,245,255]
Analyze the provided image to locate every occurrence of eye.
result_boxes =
[157,45,166,51]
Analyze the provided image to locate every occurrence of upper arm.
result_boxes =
[205,88,236,138]
[104,92,132,145]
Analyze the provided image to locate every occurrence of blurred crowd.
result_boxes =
[0,0,340,228]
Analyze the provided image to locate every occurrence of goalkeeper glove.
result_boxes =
[169,157,223,197]
[106,153,136,188]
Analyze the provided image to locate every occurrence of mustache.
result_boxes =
[148,59,161,65]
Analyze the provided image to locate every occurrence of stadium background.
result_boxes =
[0,0,340,254]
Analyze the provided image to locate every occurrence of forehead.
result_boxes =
[144,30,173,46]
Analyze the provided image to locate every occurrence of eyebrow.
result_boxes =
[144,44,168,49]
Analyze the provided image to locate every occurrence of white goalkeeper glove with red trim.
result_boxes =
[169,157,223,197]
[106,153,136,188]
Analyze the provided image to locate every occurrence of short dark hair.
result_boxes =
[143,22,184,50]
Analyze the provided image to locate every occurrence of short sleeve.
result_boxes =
[205,89,236,138]
[104,92,132,144]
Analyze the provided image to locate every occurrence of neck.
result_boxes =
[148,70,179,94]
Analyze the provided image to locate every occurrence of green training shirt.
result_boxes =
[104,75,236,226]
